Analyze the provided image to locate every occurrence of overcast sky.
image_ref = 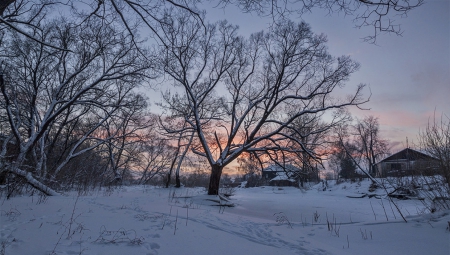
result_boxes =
[200,0,450,152]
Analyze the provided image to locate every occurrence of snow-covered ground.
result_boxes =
[1,180,449,255]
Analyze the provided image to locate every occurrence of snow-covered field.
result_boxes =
[1,180,449,255]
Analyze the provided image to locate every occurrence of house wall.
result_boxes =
[376,159,439,177]
[262,171,278,180]
[269,180,296,187]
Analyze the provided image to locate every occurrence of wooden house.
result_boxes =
[374,148,438,177]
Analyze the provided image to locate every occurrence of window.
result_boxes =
[391,163,402,170]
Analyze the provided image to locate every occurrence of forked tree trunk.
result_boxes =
[208,164,223,195]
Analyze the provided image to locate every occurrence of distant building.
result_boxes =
[262,164,300,186]
[374,148,439,177]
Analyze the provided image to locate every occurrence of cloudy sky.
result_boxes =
[201,0,450,152]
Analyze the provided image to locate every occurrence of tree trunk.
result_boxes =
[166,150,177,188]
[165,172,172,188]
[175,173,181,188]
[208,164,223,195]
[11,167,59,196]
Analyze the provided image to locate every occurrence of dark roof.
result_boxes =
[377,148,437,163]
[262,164,300,172]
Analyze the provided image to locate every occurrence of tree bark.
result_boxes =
[10,167,59,196]
[208,164,223,195]
[175,173,181,188]
[166,145,179,188]
[165,172,172,188]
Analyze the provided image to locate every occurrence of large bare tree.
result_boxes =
[159,14,367,194]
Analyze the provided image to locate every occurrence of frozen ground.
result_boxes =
[1,180,449,255]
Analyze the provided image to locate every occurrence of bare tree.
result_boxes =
[164,123,195,188]
[330,139,358,180]
[237,152,262,177]
[419,114,450,189]
[329,122,356,179]
[101,94,153,184]
[288,113,333,186]
[0,16,150,195]
[135,128,175,185]
[237,152,264,187]
[329,115,389,180]
[353,116,390,176]
[159,15,367,195]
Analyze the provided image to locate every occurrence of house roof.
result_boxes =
[376,148,437,163]
[269,172,296,182]
[262,164,300,172]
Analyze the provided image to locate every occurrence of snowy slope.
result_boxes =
[1,180,449,255]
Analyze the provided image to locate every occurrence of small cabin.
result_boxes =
[262,164,300,186]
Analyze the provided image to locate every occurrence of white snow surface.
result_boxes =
[1,180,449,255]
